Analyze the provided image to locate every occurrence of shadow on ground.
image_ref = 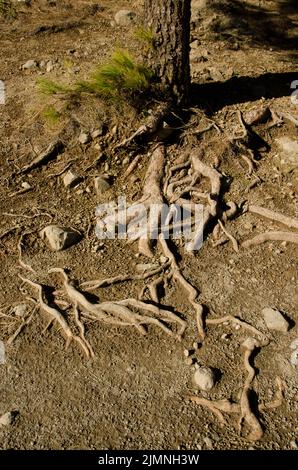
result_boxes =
[191,71,298,113]
[203,0,298,58]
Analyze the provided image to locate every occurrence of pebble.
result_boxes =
[94,175,111,195]
[183,349,191,357]
[114,10,137,26]
[262,307,290,333]
[40,225,82,251]
[193,341,200,350]
[193,367,216,391]
[290,339,298,350]
[46,60,54,73]
[21,182,31,190]
[221,333,230,340]
[91,129,102,139]
[203,436,213,449]
[22,59,37,70]
[0,340,5,365]
[0,412,14,427]
[243,106,271,126]
[63,170,82,188]
[185,357,194,366]
[12,304,28,317]
[122,156,130,165]
[290,350,298,366]
[78,132,91,144]
[290,440,297,449]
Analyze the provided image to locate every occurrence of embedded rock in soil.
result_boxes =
[114,10,137,26]
[262,307,290,333]
[94,175,111,195]
[63,170,82,188]
[40,225,82,251]
[193,366,216,391]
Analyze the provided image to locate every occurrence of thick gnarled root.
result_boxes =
[19,275,93,358]
[49,268,186,339]
[159,235,205,339]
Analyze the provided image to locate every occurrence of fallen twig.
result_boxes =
[18,140,64,174]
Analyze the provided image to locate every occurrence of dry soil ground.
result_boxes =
[0,0,297,450]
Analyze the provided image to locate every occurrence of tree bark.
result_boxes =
[144,0,191,106]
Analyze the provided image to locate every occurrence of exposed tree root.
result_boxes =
[259,377,284,411]
[218,220,239,252]
[114,103,170,150]
[239,338,263,441]
[80,262,170,291]
[122,155,142,179]
[19,275,91,358]
[49,268,186,339]
[18,140,64,174]
[247,205,298,230]
[136,145,165,257]
[242,231,298,248]
[17,233,36,273]
[159,235,205,339]
[206,315,269,345]
[7,306,37,346]
[188,396,240,426]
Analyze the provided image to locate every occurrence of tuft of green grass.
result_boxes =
[0,0,17,18]
[134,27,154,47]
[37,50,153,105]
[77,49,153,100]
[42,105,61,126]
[37,78,72,96]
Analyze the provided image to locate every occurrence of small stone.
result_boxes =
[159,255,168,264]
[262,307,290,333]
[290,350,298,366]
[22,59,37,70]
[122,156,130,165]
[0,340,5,365]
[40,225,82,251]
[185,357,194,366]
[203,436,213,449]
[46,60,54,73]
[243,106,271,126]
[104,163,110,172]
[290,440,297,449]
[114,10,137,26]
[193,341,200,350]
[91,129,102,139]
[221,333,229,340]
[193,367,216,391]
[183,349,190,357]
[39,60,46,68]
[12,304,28,317]
[275,137,298,174]
[63,170,82,188]
[0,412,14,427]
[94,175,111,195]
[21,182,31,189]
[78,132,91,144]
[290,339,298,350]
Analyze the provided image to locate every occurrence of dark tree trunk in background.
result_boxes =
[144,0,191,106]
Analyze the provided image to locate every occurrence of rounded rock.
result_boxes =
[193,367,216,391]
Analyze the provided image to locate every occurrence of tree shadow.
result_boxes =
[206,0,297,58]
[191,71,297,113]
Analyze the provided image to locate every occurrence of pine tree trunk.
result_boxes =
[144,0,191,106]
